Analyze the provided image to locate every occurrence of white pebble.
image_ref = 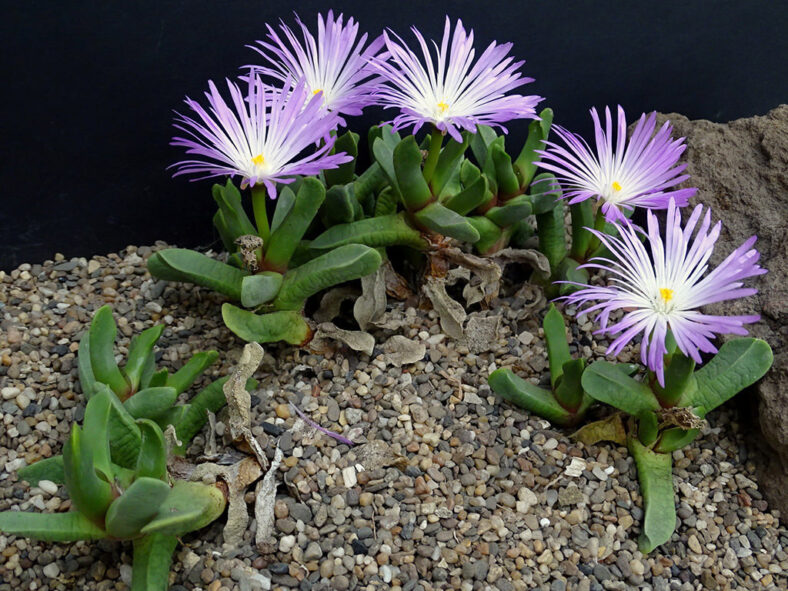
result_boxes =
[39,480,58,495]
[342,466,358,488]
[42,563,60,578]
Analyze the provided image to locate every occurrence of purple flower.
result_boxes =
[537,106,697,222]
[369,17,542,141]
[564,200,765,385]
[249,11,384,120]
[171,76,351,196]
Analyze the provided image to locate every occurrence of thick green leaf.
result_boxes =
[105,478,170,539]
[222,305,311,345]
[89,306,130,398]
[311,214,428,251]
[122,387,178,420]
[682,338,773,415]
[581,361,661,416]
[82,388,116,482]
[468,216,505,255]
[571,413,627,446]
[265,178,325,270]
[123,325,164,393]
[543,304,571,388]
[443,176,489,216]
[557,258,589,296]
[655,353,696,407]
[131,534,178,591]
[324,131,358,187]
[172,376,255,451]
[430,134,470,196]
[553,358,587,413]
[529,173,562,214]
[469,124,498,166]
[19,456,65,486]
[637,411,659,447]
[140,481,226,536]
[135,419,168,480]
[353,162,388,213]
[374,186,399,217]
[654,427,699,453]
[321,184,360,227]
[514,108,553,188]
[569,199,594,259]
[77,332,98,399]
[274,245,382,310]
[212,209,236,252]
[147,249,247,301]
[166,351,219,395]
[536,201,567,273]
[413,201,480,243]
[394,136,433,211]
[460,159,481,186]
[138,343,157,390]
[0,510,106,542]
[212,180,257,243]
[372,137,400,196]
[480,136,504,194]
[148,369,168,388]
[490,142,520,196]
[174,377,227,447]
[489,368,575,426]
[509,219,534,248]
[269,185,295,234]
[99,389,143,469]
[240,272,283,308]
[629,437,676,553]
[63,424,114,524]
[485,194,533,227]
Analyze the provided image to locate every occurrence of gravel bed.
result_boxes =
[0,245,785,591]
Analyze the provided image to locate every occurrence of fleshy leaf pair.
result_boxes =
[580,337,773,552]
[149,178,382,344]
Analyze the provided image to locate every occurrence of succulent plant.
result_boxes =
[0,305,259,589]
[148,176,381,344]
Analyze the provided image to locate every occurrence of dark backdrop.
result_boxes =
[1,1,786,270]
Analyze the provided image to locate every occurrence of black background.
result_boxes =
[1,1,786,270]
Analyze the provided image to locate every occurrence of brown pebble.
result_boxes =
[275,404,291,419]
[414,476,430,495]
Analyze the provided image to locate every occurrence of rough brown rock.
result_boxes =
[655,106,788,519]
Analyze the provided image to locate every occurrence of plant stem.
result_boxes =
[251,184,270,245]
[421,127,443,184]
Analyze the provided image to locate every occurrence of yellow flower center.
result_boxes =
[659,288,674,303]
[612,181,622,192]
[437,101,449,114]
[251,154,265,166]
[313,88,322,95]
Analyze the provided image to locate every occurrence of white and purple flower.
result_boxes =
[369,17,542,141]
[564,200,765,385]
[537,106,697,221]
[249,11,384,120]
[171,76,350,196]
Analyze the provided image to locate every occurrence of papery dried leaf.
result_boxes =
[371,312,413,330]
[191,456,263,547]
[164,424,183,456]
[492,247,551,275]
[463,315,501,354]
[255,446,284,547]
[382,335,426,367]
[313,286,359,323]
[353,440,402,472]
[423,277,466,340]
[383,260,413,300]
[312,322,375,356]
[571,413,627,446]
[354,265,387,330]
[224,343,263,440]
[441,247,503,306]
